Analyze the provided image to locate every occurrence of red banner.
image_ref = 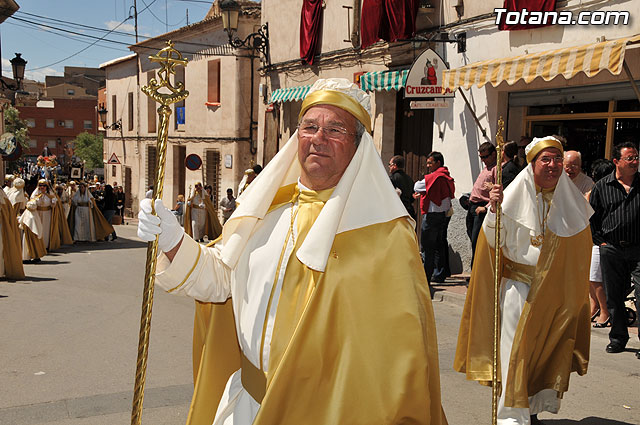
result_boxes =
[498,0,557,31]
[361,0,419,49]
[300,0,323,64]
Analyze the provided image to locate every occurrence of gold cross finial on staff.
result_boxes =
[141,40,189,106]
[132,40,189,425]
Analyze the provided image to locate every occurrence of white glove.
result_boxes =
[137,198,184,252]
[51,197,57,205]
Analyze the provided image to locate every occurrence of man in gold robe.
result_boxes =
[455,136,593,425]
[184,182,222,243]
[138,78,447,425]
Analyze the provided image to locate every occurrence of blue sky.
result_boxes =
[1,0,217,82]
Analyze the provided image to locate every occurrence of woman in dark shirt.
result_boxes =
[102,185,117,240]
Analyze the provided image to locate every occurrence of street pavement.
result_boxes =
[0,222,638,425]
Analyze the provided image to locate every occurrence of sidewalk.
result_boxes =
[432,274,469,306]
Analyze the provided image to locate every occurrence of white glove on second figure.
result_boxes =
[137,199,184,252]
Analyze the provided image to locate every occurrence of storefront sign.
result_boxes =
[410,100,451,109]
[405,49,455,98]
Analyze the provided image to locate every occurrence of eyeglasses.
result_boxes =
[621,155,639,162]
[537,156,564,165]
[298,123,354,140]
[479,153,492,159]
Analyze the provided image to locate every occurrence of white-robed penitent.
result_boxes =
[30,186,54,248]
[72,189,96,241]
[484,165,593,424]
[8,178,27,213]
[19,199,46,261]
[456,136,594,425]
[188,191,206,240]
[153,79,448,425]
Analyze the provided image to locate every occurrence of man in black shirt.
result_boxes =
[388,155,416,220]
[589,141,640,358]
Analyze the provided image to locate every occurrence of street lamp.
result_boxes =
[0,53,27,91]
[220,0,270,64]
[97,106,122,131]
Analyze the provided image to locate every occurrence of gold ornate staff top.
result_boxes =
[492,116,505,425]
[131,40,189,425]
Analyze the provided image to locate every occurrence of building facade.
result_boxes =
[16,97,98,161]
[256,0,640,272]
[101,1,260,218]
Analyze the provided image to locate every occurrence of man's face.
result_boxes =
[563,151,582,179]
[195,184,202,192]
[425,157,441,173]
[297,104,358,190]
[38,183,47,193]
[388,160,398,174]
[613,147,639,178]
[227,190,233,199]
[206,187,212,195]
[479,149,496,168]
[79,185,86,194]
[532,147,563,189]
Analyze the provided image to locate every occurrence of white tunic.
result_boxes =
[31,192,53,248]
[72,191,96,241]
[157,202,296,425]
[483,206,561,425]
[189,192,206,240]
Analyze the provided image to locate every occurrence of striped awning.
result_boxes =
[269,85,312,103]
[360,69,408,92]
[443,34,640,91]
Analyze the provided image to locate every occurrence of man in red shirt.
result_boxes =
[414,151,455,291]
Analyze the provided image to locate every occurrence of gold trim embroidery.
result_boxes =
[167,246,201,293]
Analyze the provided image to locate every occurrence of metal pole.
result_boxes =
[131,41,189,425]
[492,117,505,425]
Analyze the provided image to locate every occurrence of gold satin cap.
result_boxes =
[299,90,372,134]
[525,136,564,163]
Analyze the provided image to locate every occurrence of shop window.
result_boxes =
[128,91,134,131]
[65,120,74,128]
[147,71,156,133]
[207,59,220,105]
[528,101,608,115]
[147,145,157,189]
[46,119,54,128]
[26,118,35,128]
[112,94,117,125]
[28,139,37,148]
[84,120,93,129]
[614,99,640,112]
[614,118,640,145]
[47,140,56,149]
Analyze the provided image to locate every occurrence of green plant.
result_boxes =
[4,105,29,149]
[72,131,103,169]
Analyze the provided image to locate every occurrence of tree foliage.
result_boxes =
[4,105,29,149]
[72,132,103,169]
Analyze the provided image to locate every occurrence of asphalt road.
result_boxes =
[0,223,638,425]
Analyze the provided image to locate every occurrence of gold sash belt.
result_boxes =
[502,257,535,286]
[77,202,90,207]
[191,204,204,209]
[241,352,266,403]
[36,206,51,211]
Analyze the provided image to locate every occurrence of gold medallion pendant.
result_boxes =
[530,234,544,247]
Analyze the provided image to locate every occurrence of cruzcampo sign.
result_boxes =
[405,49,455,98]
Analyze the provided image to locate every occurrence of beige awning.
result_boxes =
[443,34,640,91]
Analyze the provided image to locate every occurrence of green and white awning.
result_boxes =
[270,85,312,103]
[360,69,408,92]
